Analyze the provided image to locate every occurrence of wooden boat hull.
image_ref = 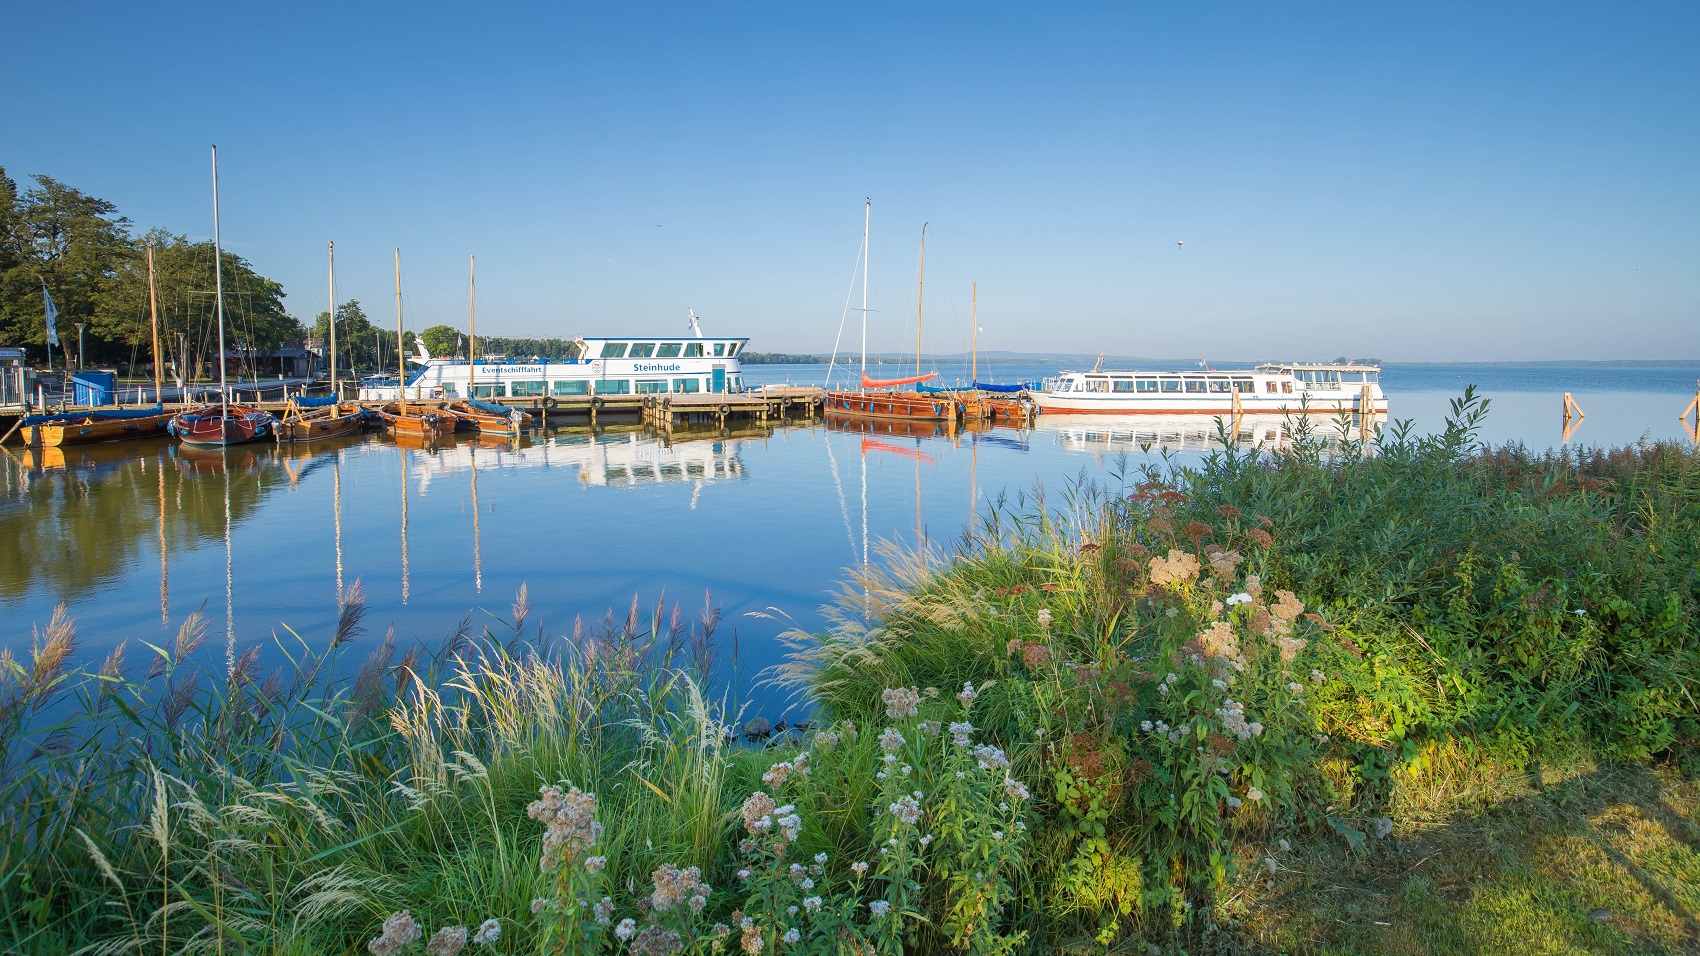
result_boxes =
[29,412,173,447]
[277,409,365,442]
[374,404,456,439]
[170,405,275,446]
[445,402,533,435]
[825,411,956,441]
[824,390,956,423]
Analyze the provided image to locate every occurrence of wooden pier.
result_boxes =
[640,387,825,429]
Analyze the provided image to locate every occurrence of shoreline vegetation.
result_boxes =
[2,395,1696,955]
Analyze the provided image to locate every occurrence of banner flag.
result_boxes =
[42,285,60,347]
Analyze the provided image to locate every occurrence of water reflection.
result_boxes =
[1030,412,1388,455]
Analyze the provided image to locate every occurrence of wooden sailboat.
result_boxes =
[26,241,174,446]
[825,203,954,424]
[171,146,275,447]
[278,242,365,442]
[440,269,532,435]
[373,249,453,442]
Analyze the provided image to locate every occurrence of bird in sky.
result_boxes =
[1176,241,1184,250]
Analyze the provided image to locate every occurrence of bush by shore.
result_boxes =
[2,396,1695,954]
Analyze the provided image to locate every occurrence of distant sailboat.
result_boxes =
[170,146,274,447]
[825,202,953,424]
[277,241,364,442]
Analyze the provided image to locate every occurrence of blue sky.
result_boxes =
[6,2,1696,360]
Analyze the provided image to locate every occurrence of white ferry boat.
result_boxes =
[1033,362,1388,416]
[359,314,750,404]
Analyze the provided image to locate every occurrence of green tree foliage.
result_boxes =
[0,169,301,375]
[312,301,416,375]
[419,324,461,359]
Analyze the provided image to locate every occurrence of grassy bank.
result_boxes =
[2,397,1696,954]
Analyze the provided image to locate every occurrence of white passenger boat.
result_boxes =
[359,313,750,404]
[1033,411,1387,454]
[1033,362,1388,416]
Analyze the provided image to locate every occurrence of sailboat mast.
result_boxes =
[394,249,405,407]
[211,145,228,411]
[916,222,926,376]
[971,282,978,383]
[468,255,476,380]
[328,241,338,399]
[860,200,870,384]
[146,239,161,402]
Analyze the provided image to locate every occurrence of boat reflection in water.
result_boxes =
[406,427,747,492]
[1031,412,1389,455]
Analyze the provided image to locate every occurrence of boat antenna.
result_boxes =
[688,309,703,338]
[1092,351,1103,372]
[211,145,228,414]
[1198,353,1211,372]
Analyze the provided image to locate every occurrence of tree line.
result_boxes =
[0,167,301,378]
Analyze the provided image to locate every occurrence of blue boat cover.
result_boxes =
[290,395,341,408]
[466,398,514,416]
[915,383,976,394]
[972,381,1035,393]
[22,404,166,426]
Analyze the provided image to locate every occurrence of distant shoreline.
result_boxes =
[744,353,1700,368]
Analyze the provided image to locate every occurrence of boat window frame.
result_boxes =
[599,342,629,359]
[628,343,656,358]
[1160,379,1183,393]
[635,379,668,394]
[1136,378,1159,393]
[1184,379,1207,393]
[684,343,704,357]
[655,343,683,358]
[509,380,547,397]
[673,377,700,393]
[552,379,591,396]
[593,379,632,395]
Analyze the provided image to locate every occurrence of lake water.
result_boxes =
[4,361,1697,706]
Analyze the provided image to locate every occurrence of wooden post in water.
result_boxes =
[1562,392,1586,443]
[1360,384,1375,439]
[1231,386,1244,440]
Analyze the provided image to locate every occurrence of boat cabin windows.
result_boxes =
[599,342,628,359]
[1160,379,1182,393]
[1135,378,1159,392]
[553,380,590,396]
[683,343,704,358]
[441,382,459,397]
[673,377,700,393]
[727,343,742,356]
[1112,379,1136,392]
[713,342,726,357]
[509,380,546,397]
[1184,379,1206,393]
[628,343,656,358]
[1085,378,1109,393]
[656,343,683,358]
[594,379,631,395]
[1207,379,1230,393]
[472,384,503,399]
[1233,378,1254,393]
[1265,381,1279,393]
[636,380,667,394]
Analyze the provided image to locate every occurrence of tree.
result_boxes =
[0,173,134,368]
[310,301,416,376]
[419,324,462,359]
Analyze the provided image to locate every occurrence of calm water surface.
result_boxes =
[4,361,1697,695]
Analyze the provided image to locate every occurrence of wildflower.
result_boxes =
[1246,786,1264,802]
[1286,681,1303,693]
[1007,638,1024,656]
[740,792,778,834]
[1227,796,1242,809]
[774,805,803,842]
[528,785,603,873]
[629,924,684,955]
[1208,548,1243,580]
[763,761,794,788]
[1148,549,1202,587]
[615,918,638,942]
[368,911,423,956]
[814,729,840,749]
[1022,642,1053,668]
[1003,777,1031,801]
[1226,591,1253,607]
[814,852,829,865]
[918,833,934,846]
[425,925,468,956]
[1264,856,1278,876]
[1248,527,1274,549]
[786,905,799,916]
[1310,669,1325,684]
[889,794,923,826]
[1037,608,1054,626]
[782,928,802,945]
[1278,636,1308,661]
[1198,621,1241,660]
[972,743,1010,770]
[1372,817,1394,839]
[868,900,891,918]
[1248,721,1264,736]
[472,919,501,946]
[1140,720,1154,732]
[1270,590,1305,629]
[1574,608,1587,616]
[881,687,921,720]
[712,923,731,939]
[1212,678,1227,689]
[741,927,765,954]
[1158,683,1170,696]
[1278,838,1291,853]
[531,898,555,915]
[949,721,975,746]
[737,869,752,880]
[585,855,607,874]
[841,720,857,738]
[651,863,711,913]
[918,719,941,737]
[957,680,979,708]
[851,861,869,875]
[879,727,906,752]
[804,895,823,914]
[594,897,616,924]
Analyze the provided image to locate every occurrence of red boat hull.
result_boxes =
[170,405,275,446]
[825,390,955,423]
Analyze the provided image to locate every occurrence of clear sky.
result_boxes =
[5,2,1696,360]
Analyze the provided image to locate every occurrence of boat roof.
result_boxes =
[579,335,750,343]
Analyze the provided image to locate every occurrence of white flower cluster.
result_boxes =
[971,744,1010,771]
[1003,777,1031,801]
[1157,672,1179,696]
[948,721,975,747]
[889,792,924,826]
[1226,591,1254,607]
[1214,699,1263,741]
[762,753,811,788]
[957,681,979,708]
[878,728,906,753]
[881,686,921,720]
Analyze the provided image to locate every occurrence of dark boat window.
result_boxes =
[656,343,683,357]
[628,343,656,358]
[599,342,628,358]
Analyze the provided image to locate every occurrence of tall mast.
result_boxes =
[971,281,978,384]
[146,239,161,403]
[860,200,869,383]
[328,241,338,399]
[211,145,228,412]
[468,255,477,380]
[916,222,927,376]
[394,248,405,408]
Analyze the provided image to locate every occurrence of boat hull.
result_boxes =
[374,404,456,439]
[29,412,173,447]
[170,405,275,446]
[446,402,533,435]
[1032,393,1387,415]
[277,407,366,442]
[824,390,956,423]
